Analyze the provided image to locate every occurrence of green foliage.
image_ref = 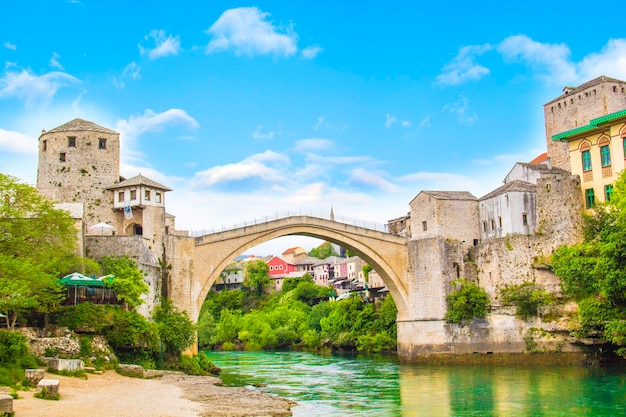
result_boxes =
[153,301,196,359]
[198,278,397,353]
[499,282,554,319]
[54,303,115,333]
[244,260,270,296]
[0,330,38,369]
[551,170,626,356]
[309,242,339,259]
[100,256,149,309]
[444,279,490,324]
[361,264,373,282]
[177,353,218,376]
[34,386,61,400]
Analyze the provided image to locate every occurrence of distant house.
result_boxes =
[312,256,342,285]
[267,256,296,278]
[214,262,245,291]
[281,246,308,263]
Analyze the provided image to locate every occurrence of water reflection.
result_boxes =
[205,351,626,417]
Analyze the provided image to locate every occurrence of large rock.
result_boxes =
[0,394,13,414]
[46,358,84,372]
[25,368,46,386]
[117,364,145,378]
[37,379,60,398]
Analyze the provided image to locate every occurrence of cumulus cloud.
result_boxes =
[114,62,141,88]
[252,125,275,140]
[497,35,576,85]
[192,150,289,188]
[140,29,182,60]
[301,45,322,59]
[578,38,626,82]
[3,42,16,50]
[49,52,63,70]
[385,113,411,128]
[437,44,493,86]
[0,69,79,107]
[0,128,38,154]
[349,168,399,193]
[205,7,298,57]
[116,109,199,142]
[442,95,477,124]
[293,138,334,152]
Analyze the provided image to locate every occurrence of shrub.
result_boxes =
[177,353,219,376]
[0,330,38,369]
[500,282,554,319]
[444,279,490,324]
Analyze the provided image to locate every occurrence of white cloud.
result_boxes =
[401,120,411,128]
[0,69,79,107]
[312,115,349,131]
[252,125,275,140]
[192,150,289,188]
[0,128,38,154]
[123,62,141,80]
[3,42,16,51]
[49,52,63,70]
[578,38,626,82]
[349,168,399,193]
[301,45,322,59]
[116,108,199,143]
[306,153,374,166]
[437,44,492,86]
[418,116,431,128]
[442,95,477,124]
[384,113,397,128]
[140,30,182,60]
[294,138,334,152]
[497,35,576,85]
[206,7,298,57]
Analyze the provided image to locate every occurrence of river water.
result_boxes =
[204,350,626,417]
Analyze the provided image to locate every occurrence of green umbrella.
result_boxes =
[59,272,105,287]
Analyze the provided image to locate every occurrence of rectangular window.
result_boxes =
[156,192,162,203]
[601,145,611,167]
[422,221,427,231]
[68,137,76,147]
[582,150,592,171]
[98,138,107,149]
[118,191,125,202]
[522,213,528,226]
[498,217,502,228]
[130,190,137,200]
[585,188,595,209]
[145,190,151,201]
[482,222,487,232]
[490,219,495,230]
[42,140,47,151]
[605,184,614,202]
[59,152,66,162]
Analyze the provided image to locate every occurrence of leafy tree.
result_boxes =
[309,242,338,259]
[444,279,490,324]
[153,301,196,361]
[244,259,270,296]
[362,264,373,283]
[0,174,81,328]
[499,282,554,319]
[551,170,626,356]
[101,256,149,310]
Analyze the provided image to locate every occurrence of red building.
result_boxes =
[267,256,296,278]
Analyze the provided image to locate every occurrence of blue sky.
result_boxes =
[2,0,626,255]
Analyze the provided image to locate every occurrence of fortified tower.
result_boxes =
[544,76,626,170]
[37,118,120,225]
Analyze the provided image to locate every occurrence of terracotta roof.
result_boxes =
[544,76,626,106]
[529,153,548,164]
[480,180,536,201]
[419,191,477,201]
[107,173,172,191]
[44,118,118,135]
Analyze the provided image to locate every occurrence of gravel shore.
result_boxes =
[12,370,295,417]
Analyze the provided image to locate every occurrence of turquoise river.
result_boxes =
[204,350,626,417]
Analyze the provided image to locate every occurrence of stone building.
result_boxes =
[544,75,626,171]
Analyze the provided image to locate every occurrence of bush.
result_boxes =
[0,330,38,369]
[444,279,490,324]
[500,282,554,319]
[177,353,219,376]
[54,303,115,333]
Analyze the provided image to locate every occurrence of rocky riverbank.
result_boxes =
[11,370,295,417]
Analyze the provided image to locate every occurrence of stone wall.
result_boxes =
[86,235,161,316]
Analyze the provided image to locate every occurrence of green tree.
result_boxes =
[244,259,270,296]
[153,301,196,361]
[551,170,626,356]
[101,256,149,310]
[444,279,490,324]
[0,174,81,329]
[362,264,373,283]
[309,242,338,259]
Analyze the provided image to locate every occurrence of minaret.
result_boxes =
[330,205,335,221]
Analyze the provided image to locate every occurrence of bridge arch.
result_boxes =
[192,216,408,322]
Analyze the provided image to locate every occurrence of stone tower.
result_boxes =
[37,118,120,225]
[544,76,626,171]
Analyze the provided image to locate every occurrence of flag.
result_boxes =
[124,204,133,219]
